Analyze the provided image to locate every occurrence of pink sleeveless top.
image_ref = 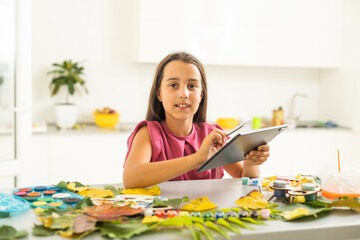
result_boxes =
[124,120,224,181]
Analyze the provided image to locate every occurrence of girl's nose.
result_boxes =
[179,87,189,99]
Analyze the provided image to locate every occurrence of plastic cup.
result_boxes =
[252,117,262,129]
[320,167,360,199]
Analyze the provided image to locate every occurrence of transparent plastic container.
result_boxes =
[320,167,360,199]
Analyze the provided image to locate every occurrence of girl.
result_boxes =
[123,52,270,188]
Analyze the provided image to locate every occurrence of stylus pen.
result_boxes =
[226,122,245,136]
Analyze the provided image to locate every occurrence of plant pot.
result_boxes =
[55,103,77,128]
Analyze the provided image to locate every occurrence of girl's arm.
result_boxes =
[224,144,270,178]
[123,126,227,188]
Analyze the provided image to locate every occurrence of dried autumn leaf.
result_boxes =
[279,208,309,220]
[73,215,96,234]
[84,203,143,221]
[121,185,161,196]
[79,189,113,198]
[328,198,360,213]
[181,197,217,212]
[235,196,268,210]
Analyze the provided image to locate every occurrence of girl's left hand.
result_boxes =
[244,144,270,166]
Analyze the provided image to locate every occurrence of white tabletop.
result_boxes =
[1,178,360,240]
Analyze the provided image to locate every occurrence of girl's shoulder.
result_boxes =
[132,120,162,133]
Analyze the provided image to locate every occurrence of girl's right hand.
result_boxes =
[196,128,227,164]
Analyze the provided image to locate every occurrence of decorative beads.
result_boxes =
[250,210,259,218]
[215,211,225,220]
[226,211,237,218]
[155,210,165,218]
[238,210,249,218]
[260,209,271,219]
[167,210,177,218]
[203,212,213,220]
[191,212,201,217]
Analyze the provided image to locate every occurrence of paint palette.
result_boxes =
[0,192,29,214]
[11,186,83,209]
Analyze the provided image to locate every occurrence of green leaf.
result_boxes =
[55,180,68,189]
[188,226,200,240]
[99,222,154,240]
[74,182,85,188]
[0,225,28,239]
[194,223,214,240]
[241,217,265,225]
[75,197,94,210]
[151,196,190,208]
[274,203,332,221]
[14,230,28,239]
[190,216,204,225]
[160,217,184,227]
[0,213,10,218]
[227,217,255,230]
[205,221,230,240]
[104,185,123,196]
[32,224,58,236]
[217,218,241,235]
[0,225,16,240]
[181,215,193,227]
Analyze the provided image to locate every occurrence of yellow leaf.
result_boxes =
[35,207,45,215]
[279,208,309,220]
[121,185,161,196]
[142,216,164,224]
[79,189,113,198]
[181,197,217,212]
[67,182,88,192]
[262,176,277,187]
[39,217,54,228]
[235,195,268,209]
[59,230,74,238]
[249,191,264,199]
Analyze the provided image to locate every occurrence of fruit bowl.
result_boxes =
[216,118,239,129]
[93,107,120,128]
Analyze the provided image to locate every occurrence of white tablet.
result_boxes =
[197,124,288,172]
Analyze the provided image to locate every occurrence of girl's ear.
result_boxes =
[156,89,162,102]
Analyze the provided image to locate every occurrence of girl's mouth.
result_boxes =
[175,104,190,108]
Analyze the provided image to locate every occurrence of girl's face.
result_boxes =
[158,60,203,122]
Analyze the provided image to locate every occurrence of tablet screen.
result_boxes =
[197,124,287,172]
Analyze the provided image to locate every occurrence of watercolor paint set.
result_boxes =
[11,186,83,209]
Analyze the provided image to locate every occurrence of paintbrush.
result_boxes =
[226,122,245,137]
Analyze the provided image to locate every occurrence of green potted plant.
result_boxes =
[48,59,88,128]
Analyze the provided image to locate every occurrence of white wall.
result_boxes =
[319,0,360,131]
[32,0,320,124]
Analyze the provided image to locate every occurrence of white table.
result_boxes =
[1,178,360,240]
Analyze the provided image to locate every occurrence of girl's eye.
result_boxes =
[169,83,177,88]
[189,84,197,89]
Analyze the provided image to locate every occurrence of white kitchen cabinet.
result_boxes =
[133,0,342,68]
[31,127,355,185]
[262,128,353,177]
[31,129,129,186]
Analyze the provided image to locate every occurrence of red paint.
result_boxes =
[19,188,32,192]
